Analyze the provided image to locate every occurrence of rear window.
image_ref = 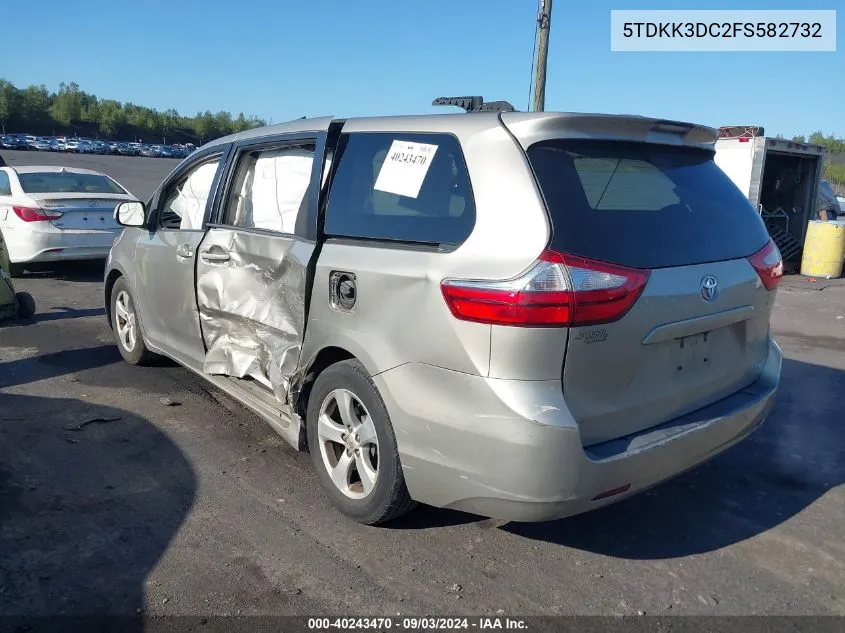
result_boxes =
[527,140,770,269]
[18,172,126,195]
[324,132,475,247]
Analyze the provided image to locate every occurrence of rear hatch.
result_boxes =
[28,194,131,231]
[506,115,779,446]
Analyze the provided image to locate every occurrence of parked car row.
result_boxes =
[0,134,195,158]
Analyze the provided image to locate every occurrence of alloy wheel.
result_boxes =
[317,389,380,499]
[114,290,137,352]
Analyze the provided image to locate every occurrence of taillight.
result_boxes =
[441,250,650,327]
[748,239,783,290]
[13,206,62,223]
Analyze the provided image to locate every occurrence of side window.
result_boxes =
[324,132,475,247]
[0,171,11,196]
[222,143,315,234]
[158,157,222,230]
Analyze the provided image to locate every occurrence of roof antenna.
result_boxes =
[432,96,516,113]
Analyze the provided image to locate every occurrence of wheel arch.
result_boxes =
[293,345,356,422]
[104,267,124,329]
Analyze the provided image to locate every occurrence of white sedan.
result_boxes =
[0,165,138,276]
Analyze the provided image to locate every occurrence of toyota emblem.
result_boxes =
[700,275,719,302]
[88,201,99,207]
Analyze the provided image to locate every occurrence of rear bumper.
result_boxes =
[4,226,118,264]
[375,337,781,522]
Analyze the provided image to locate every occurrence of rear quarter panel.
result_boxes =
[302,114,551,378]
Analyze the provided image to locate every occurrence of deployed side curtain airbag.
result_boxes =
[238,149,313,234]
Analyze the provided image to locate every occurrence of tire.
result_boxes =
[110,277,155,365]
[306,359,416,525]
[15,292,35,319]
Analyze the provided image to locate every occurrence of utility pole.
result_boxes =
[532,0,553,112]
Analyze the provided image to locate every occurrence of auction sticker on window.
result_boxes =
[374,140,439,198]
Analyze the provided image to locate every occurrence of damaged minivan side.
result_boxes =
[106,111,782,525]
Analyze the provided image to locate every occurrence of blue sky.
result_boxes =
[3,0,842,137]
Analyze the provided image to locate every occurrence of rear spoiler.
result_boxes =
[500,112,719,150]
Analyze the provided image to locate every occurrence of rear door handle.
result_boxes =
[176,243,194,259]
[200,249,231,263]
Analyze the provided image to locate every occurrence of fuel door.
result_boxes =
[329,270,357,312]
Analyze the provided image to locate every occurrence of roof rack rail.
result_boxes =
[432,96,517,113]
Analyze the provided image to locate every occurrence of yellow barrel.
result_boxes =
[800,220,845,279]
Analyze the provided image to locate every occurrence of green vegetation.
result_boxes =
[1,78,843,188]
[790,132,845,154]
[788,133,845,189]
[826,163,845,187]
[0,79,267,143]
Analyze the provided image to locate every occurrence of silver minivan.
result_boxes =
[105,111,783,525]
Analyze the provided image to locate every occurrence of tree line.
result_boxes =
[787,132,845,155]
[0,80,267,144]
[773,132,845,187]
[824,163,845,190]
[1,78,843,187]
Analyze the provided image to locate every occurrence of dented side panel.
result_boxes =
[193,128,332,406]
[195,229,314,402]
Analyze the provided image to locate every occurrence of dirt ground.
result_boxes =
[0,268,841,617]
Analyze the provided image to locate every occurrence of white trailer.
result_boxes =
[714,125,826,265]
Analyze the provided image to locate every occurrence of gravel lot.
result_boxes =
[1,151,843,618]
